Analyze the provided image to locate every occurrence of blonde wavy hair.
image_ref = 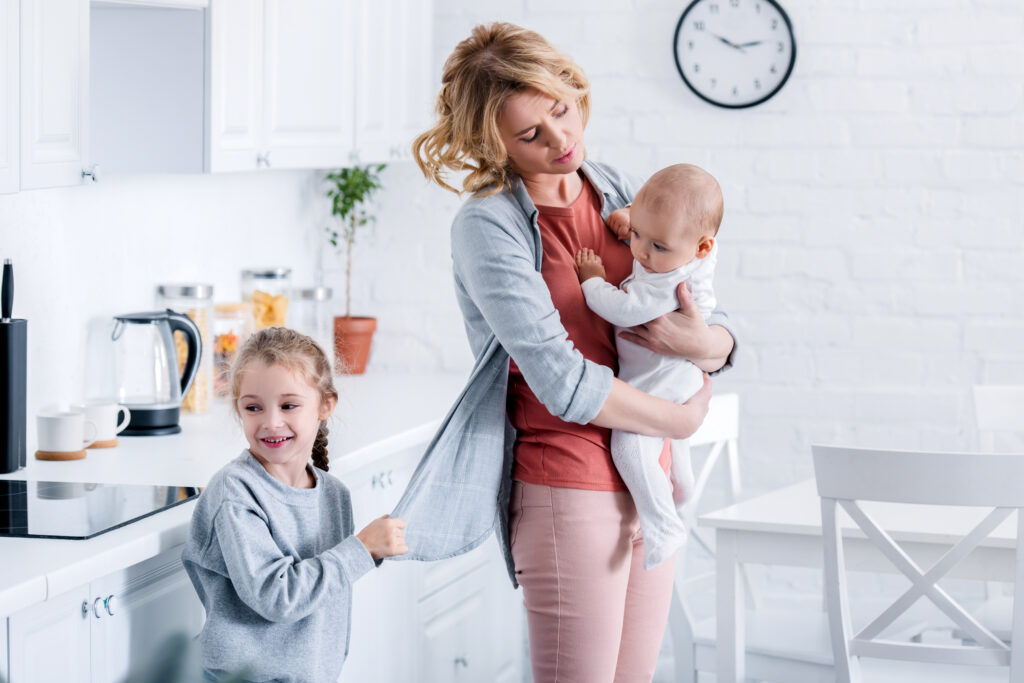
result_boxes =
[413,22,591,197]
[231,327,338,472]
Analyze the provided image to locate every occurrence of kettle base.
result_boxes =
[121,424,182,437]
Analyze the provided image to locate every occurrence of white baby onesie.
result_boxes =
[581,242,717,569]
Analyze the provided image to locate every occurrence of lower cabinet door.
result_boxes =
[7,587,91,683]
[89,548,205,683]
[419,567,491,683]
[0,616,7,682]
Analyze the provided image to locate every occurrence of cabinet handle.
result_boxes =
[105,594,117,616]
[386,469,393,486]
[81,164,101,183]
[349,149,361,164]
[92,597,105,619]
[257,151,272,168]
[454,656,469,668]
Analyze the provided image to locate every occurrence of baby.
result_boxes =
[576,163,721,569]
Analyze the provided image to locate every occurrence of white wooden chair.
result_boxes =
[813,444,1024,682]
[666,395,917,683]
[963,385,1024,643]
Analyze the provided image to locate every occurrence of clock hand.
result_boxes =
[710,33,747,53]
[737,40,765,47]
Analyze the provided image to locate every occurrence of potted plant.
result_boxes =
[324,163,385,374]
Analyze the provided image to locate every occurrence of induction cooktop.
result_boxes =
[0,479,199,540]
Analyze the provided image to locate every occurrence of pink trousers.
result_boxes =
[509,480,676,683]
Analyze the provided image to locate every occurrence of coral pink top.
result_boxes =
[508,179,671,491]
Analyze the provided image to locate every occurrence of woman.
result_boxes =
[394,22,736,682]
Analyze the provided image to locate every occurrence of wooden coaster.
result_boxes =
[88,438,119,449]
[35,449,88,461]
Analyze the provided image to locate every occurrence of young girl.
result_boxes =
[183,327,407,682]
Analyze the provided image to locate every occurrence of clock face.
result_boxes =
[673,0,796,109]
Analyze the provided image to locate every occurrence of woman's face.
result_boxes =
[498,89,585,180]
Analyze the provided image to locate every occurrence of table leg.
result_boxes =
[716,529,745,681]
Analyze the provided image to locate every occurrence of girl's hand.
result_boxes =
[356,515,408,560]
[618,282,733,372]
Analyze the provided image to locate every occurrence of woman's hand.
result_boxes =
[357,514,409,560]
[618,282,733,373]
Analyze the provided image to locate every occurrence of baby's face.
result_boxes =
[627,201,705,274]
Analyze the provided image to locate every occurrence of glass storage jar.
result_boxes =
[155,283,214,413]
[290,286,334,368]
[213,302,254,399]
[241,267,292,330]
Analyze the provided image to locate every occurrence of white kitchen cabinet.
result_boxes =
[89,549,204,683]
[0,0,18,194]
[353,0,433,165]
[207,0,356,172]
[7,586,91,683]
[6,548,203,683]
[0,614,9,683]
[19,0,91,190]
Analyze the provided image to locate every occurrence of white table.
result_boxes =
[699,479,1019,682]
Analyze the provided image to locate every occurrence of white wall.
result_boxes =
[432,0,1024,491]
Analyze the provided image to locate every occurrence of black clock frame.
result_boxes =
[672,0,797,109]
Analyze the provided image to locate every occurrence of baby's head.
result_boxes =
[231,327,338,472]
[629,164,722,274]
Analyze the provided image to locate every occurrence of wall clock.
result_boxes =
[673,0,796,109]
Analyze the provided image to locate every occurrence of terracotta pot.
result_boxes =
[333,316,377,375]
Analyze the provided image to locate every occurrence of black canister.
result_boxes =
[0,318,27,473]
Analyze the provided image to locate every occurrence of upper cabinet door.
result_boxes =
[354,0,433,165]
[207,0,264,172]
[19,0,89,190]
[262,0,354,169]
[0,0,18,194]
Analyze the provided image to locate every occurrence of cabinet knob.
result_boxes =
[81,164,101,183]
[105,594,117,616]
[92,597,105,619]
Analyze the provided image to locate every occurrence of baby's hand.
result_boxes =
[606,207,631,241]
[356,514,408,560]
[576,248,607,283]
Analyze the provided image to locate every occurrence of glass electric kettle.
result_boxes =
[110,310,202,436]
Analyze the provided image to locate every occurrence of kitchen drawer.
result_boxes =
[418,563,491,683]
[344,445,422,530]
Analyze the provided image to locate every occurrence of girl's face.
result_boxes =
[498,89,585,181]
[236,360,335,487]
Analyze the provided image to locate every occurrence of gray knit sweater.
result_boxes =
[183,451,375,683]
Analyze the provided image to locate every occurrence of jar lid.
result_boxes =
[242,267,292,280]
[156,283,214,299]
[294,287,333,301]
[215,302,254,314]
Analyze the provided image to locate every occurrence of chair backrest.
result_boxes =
[812,444,1024,682]
[973,385,1024,452]
[669,394,741,682]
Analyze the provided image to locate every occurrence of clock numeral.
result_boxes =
[710,78,717,88]
[708,2,720,13]
[755,2,761,12]
[777,41,784,52]
[732,86,739,96]
[688,40,695,50]
[693,20,706,30]
[754,79,761,89]
[770,64,777,74]
[729,0,740,7]
[693,63,701,73]
[771,19,778,30]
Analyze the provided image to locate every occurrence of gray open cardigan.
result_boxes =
[391,160,736,587]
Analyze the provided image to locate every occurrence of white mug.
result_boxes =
[71,401,131,442]
[37,411,97,452]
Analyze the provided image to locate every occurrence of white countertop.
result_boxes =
[0,372,467,615]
